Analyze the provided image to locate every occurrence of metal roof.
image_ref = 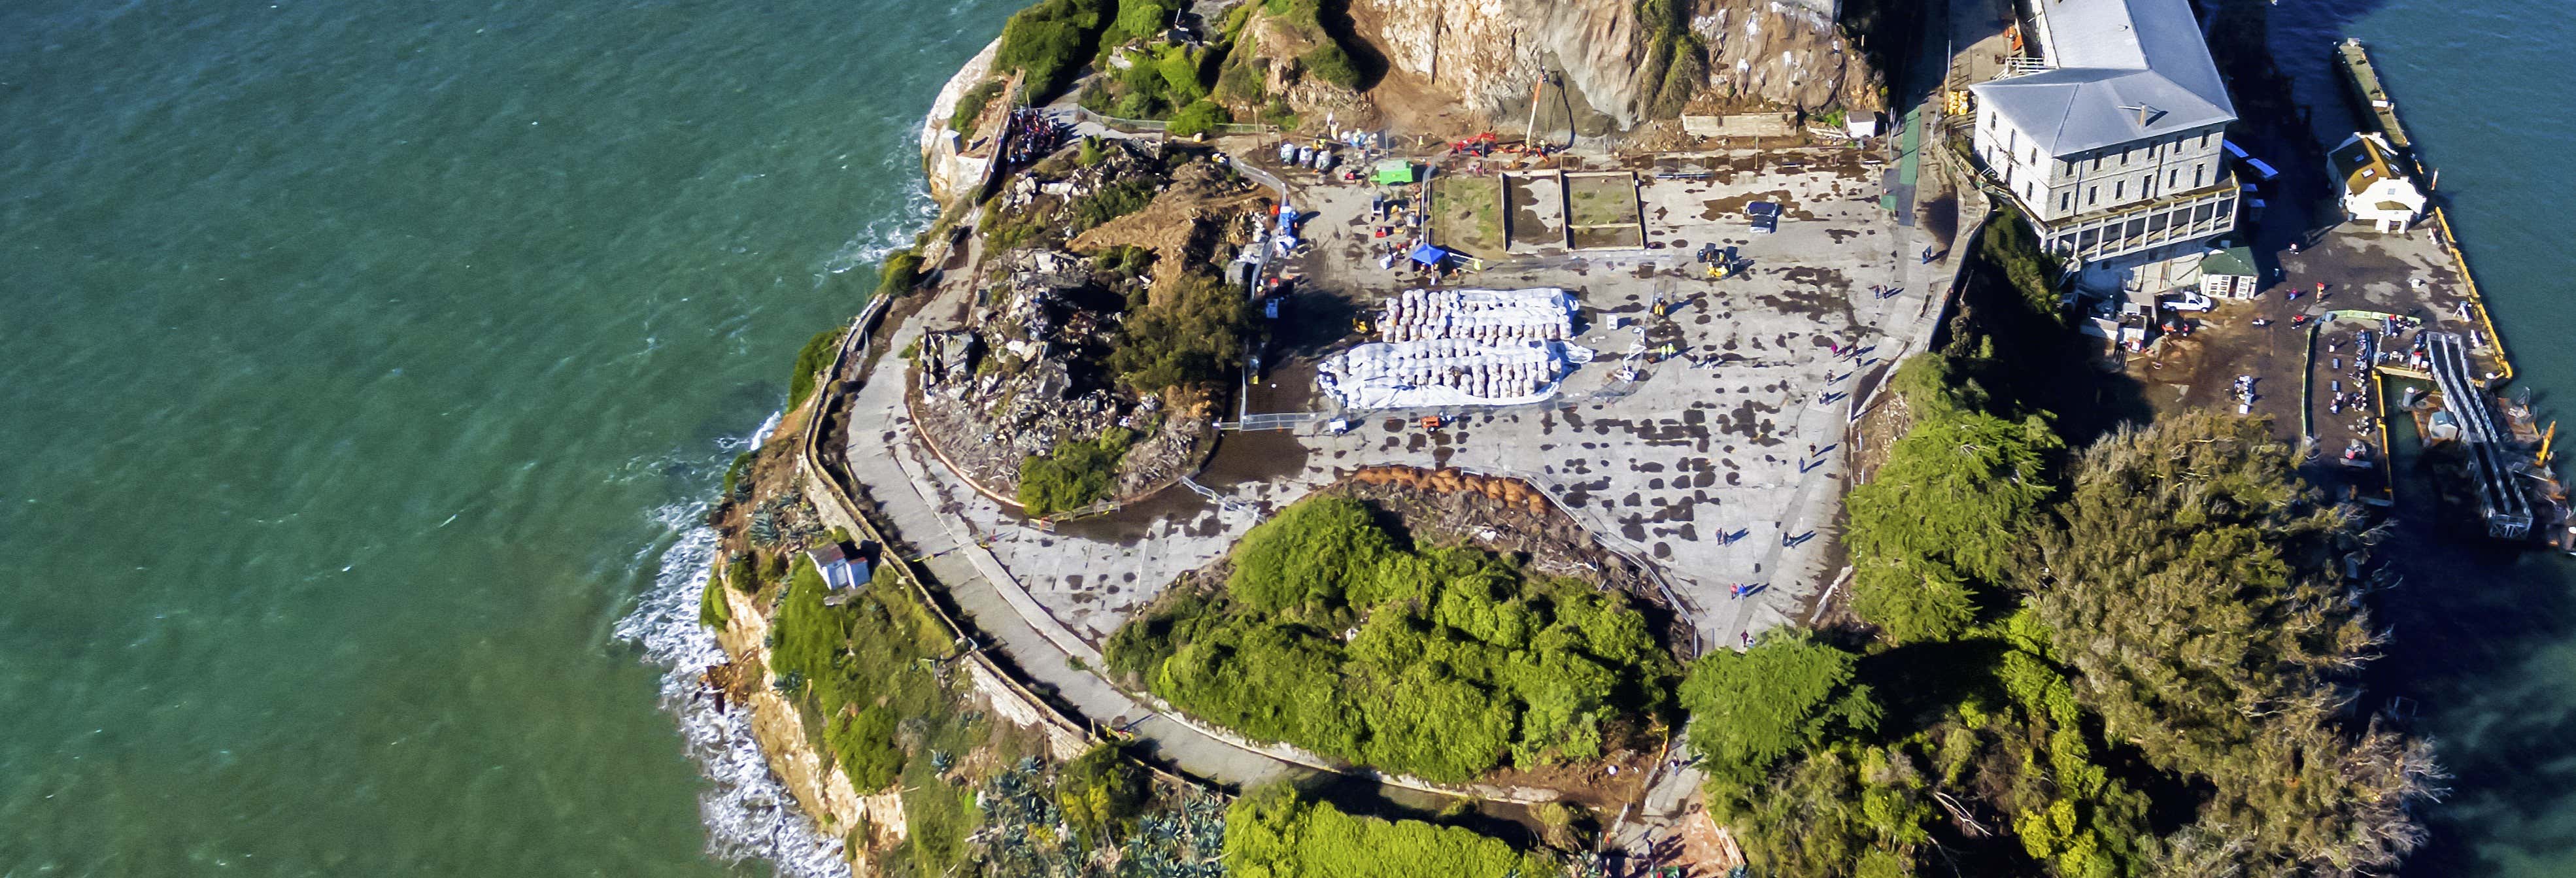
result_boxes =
[2200,245,2256,277]
[1971,0,2236,156]
[2327,131,2406,196]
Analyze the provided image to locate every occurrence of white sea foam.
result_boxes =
[616,500,851,878]
[818,180,936,279]
[719,409,784,453]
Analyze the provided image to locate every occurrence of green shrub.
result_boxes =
[1055,745,1148,841]
[699,574,732,628]
[949,78,1004,134]
[1017,427,1136,515]
[1091,243,1154,276]
[1646,33,1707,118]
[1261,0,1322,32]
[1298,44,1359,89]
[1069,177,1157,229]
[1113,88,1166,120]
[898,760,976,871]
[1164,99,1233,137]
[1226,784,1557,877]
[1981,205,2067,318]
[1096,0,1181,57]
[1077,135,1108,166]
[825,705,904,789]
[1216,54,1268,104]
[1108,496,1676,782]
[768,561,956,781]
[720,450,753,501]
[874,248,924,301]
[1155,44,1210,103]
[1110,269,1247,395]
[787,327,847,409]
[996,0,1111,99]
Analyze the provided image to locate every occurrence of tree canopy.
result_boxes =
[1844,355,2061,644]
[1225,784,1557,878]
[1684,342,2437,878]
[1106,496,1674,782]
[1680,633,1879,787]
[2031,411,2441,875]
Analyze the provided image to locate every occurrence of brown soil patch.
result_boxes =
[1565,172,1640,228]
[1648,798,1748,877]
[1070,161,1270,298]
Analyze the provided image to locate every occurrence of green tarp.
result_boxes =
[1373,160,1415,185]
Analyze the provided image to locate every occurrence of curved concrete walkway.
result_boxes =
[837,305,1299,788]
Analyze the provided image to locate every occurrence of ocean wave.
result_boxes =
[817,182,936,280]
[615,503,852,878]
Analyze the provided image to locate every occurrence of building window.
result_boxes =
[2092,156,2102,172]
[2115,180,2125,199]
[2170,169,2180,188]
[2199,131,2212,148]
[2194,163,2205,187]
[2088,186,2098,206]
[2060,192,2071,212]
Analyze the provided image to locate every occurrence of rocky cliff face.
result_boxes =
[1349,0,1878,131]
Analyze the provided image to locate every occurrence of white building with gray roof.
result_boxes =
[1969,0,2243,288]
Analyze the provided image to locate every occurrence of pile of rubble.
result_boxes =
[913,248,1206,501]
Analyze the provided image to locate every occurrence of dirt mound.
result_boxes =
[1070,160,1268,297]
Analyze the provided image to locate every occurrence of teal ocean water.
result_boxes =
[1,0,2569,875]
[2267,1,2576,873]
[0,0,1014,873]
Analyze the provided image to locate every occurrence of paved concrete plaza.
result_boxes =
[890,149,1954,652]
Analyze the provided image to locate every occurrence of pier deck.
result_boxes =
[2336,39,2413,154]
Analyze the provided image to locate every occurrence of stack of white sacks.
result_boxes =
[1317,288,1594,410]
[1376,288,1574,343]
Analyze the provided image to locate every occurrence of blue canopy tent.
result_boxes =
[1408,243,1449,267]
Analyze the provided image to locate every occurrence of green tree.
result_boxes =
[1679,634,1880,788]
[1849,560,1976,645]
[1110,495,1675,783]
[1846,406,2059,586]
[874,248,923,301]
[2033,412,2439,873]
[1165,99,1234,137]
[996,0,1111,99]
[1225,496,1395,611]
